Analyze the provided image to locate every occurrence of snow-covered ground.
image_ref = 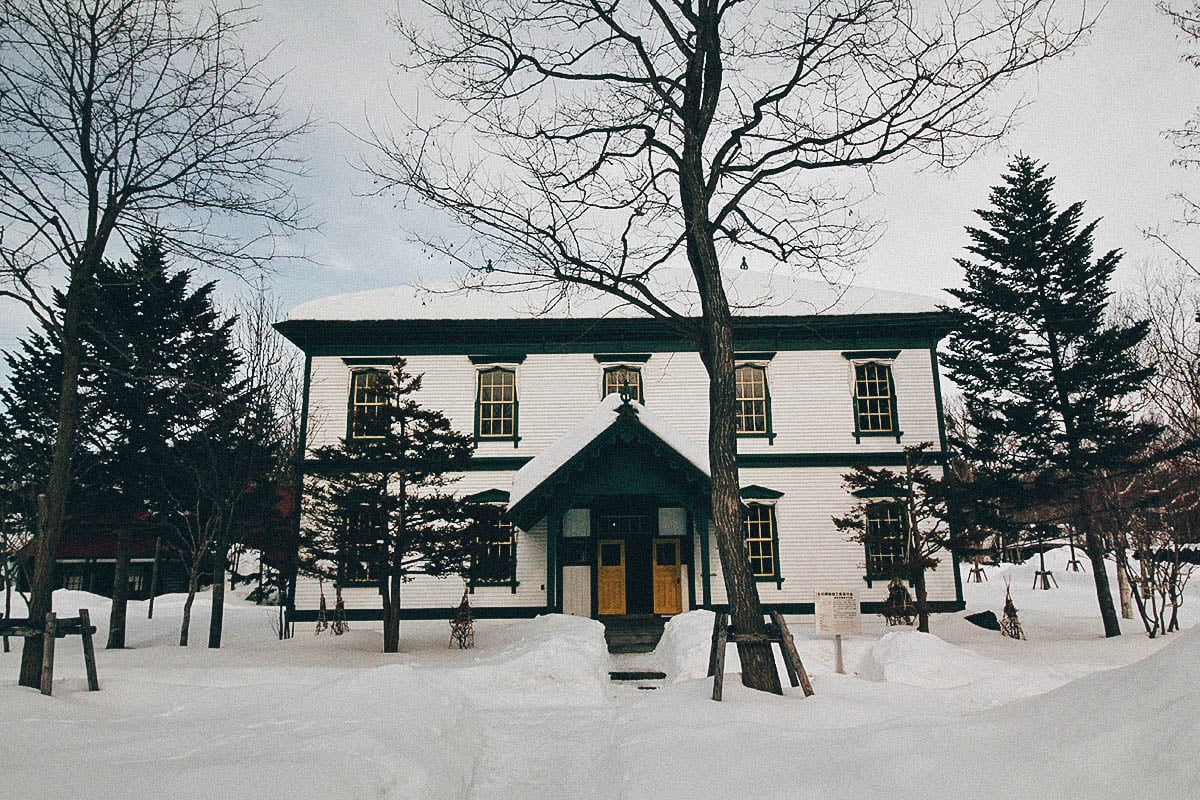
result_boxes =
[3,547,1198,799]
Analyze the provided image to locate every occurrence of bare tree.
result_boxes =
[0,0,305,687]
[368,0,1087,692]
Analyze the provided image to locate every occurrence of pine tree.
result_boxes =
[0,240,272,648]
[833,444,963,633]
[943,157,1160,638]
[299,360,478,653]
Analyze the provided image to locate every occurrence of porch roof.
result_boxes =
[506,394,710,529]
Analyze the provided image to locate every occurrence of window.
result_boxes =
[602,366,643,403]
[853,361,898,438]
[339,504,386,586]
[349,369,387,440]
[64,573,85,591]
[864,503,907,581]
[476,367,517,441]
[471,506,518,589]
[742,503,780,581]
[735,364,770,435]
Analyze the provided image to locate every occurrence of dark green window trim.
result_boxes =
[742,503,783,589]
[849,360,902,444]
[474,366,520,447]
[841,350,900,361]
[594,353,651,363]
[468,354,526,364]
[735,351,777,361]
[735,363,776,444]
[342,357,393,366]
[740,484,784,501]
[463,488,511,504]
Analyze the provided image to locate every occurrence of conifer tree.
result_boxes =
[834,444,960,633]
[943,157,1159,638]
[299,360,478,653]
[0,241,272,648]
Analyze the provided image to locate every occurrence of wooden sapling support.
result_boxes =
[707,610,813,701]
[966,556,988,583]
[1,609,99,696]
[1032,550,1058,590]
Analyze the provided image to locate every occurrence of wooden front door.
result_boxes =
[652,538,682,615]
[596,539,626,615]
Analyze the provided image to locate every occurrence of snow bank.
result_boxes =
[858,629,1026,687]
[442,614,610,707]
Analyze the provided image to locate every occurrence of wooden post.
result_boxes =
[40,612,57,696]
[706,609,723,677]
[770,611,814,697]
[147,535,161,619]
[711,614,728,701]
[79,609,99,691]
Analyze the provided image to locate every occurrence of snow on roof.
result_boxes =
[284,267,942,322]
[507,394,709,511]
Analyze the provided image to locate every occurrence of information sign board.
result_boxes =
[814,590,861,636]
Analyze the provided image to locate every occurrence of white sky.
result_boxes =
[2,1,1198,357]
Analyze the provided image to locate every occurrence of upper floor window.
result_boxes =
[735,364,771,437]
[602,366,643,403]
[854,362,896,435]
[864,502,907,581]
[476,367,517,441]
[742,502,780,582]
[349,369,387,440]
[339,504,386,586]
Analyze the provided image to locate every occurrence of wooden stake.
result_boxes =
[40,612,56,696]
[711,614,728,701]
[79,609,99,691]
[770,611,814,697]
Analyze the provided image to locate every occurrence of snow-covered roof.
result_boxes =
[285,268,942,322]
[507,394,709,512]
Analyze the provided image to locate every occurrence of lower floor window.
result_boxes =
[865,503,907,578]
[742,503,779,579]
[473,510,517,586]
[339,505,386,585]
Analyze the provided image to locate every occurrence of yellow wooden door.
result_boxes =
[652,539,682,615]
[596,539,626,615]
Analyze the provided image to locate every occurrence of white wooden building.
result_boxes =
[275,271,962,624]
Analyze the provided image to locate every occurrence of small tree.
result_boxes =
[834,443,961,633]
[299,360,477,653]
[943,156,1161,638]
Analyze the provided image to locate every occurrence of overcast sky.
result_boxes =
[2,1,1198,357]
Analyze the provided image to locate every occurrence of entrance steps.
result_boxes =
[602,615,667,654]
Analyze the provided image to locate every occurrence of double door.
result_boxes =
[596,537,682,616]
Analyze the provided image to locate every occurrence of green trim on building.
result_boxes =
[594,353,651,363]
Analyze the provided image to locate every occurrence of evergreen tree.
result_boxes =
[833,444,962,633]
[0,240,271,647]
[943,157,1160,638]
[299,359,477,653]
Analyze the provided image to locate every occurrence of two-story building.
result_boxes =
[275,270,962,625]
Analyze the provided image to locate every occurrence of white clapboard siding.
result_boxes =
[304,349,941,458]
[701,467,957,608]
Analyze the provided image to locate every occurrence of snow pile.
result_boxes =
[445,614,610,707]
[654,609,719,682]
[858,629,1027,688]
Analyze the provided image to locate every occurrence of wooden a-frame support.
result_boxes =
[707,610,814,701]
[1,609,100,696]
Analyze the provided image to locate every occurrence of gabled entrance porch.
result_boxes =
[506,395,713,622]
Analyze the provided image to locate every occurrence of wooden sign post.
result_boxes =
[814,590,861,675]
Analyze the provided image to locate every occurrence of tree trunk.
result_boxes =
[696,304,779,693]
[914,568,930,633]
[1078,502,1121,637]
[382,574,401,652]
[208,525,228,648]
[107,527,132,648]
[180,571,199,646]
[19,271,89,687]
[1113,532,1133,620]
